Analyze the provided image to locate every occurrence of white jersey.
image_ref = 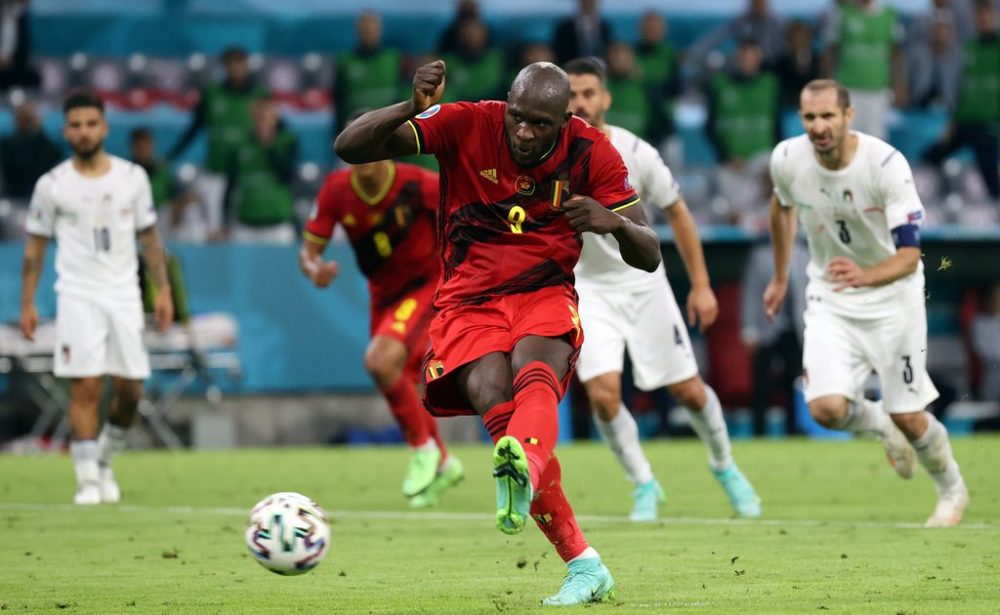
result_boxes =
[770,132,926,319]
[26,156,157,302]
[575,125,681,291]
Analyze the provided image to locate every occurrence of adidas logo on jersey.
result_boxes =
[480,168,498,184]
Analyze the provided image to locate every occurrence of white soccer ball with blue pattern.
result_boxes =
[245,492,330,575]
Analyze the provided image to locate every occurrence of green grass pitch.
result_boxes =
[1,436,997,613]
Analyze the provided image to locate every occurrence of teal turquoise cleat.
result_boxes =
[713,464,762,518]
[542,557,616,606]
[402,446,441,498]
[629,478,666,522]
[408,456,465,509]
[492,436,533,535]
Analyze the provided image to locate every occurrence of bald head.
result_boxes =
[504,62,573,166]
[510,62,571,118]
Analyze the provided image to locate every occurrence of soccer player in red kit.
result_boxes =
[300,152,463,509]
[336,60,661,605]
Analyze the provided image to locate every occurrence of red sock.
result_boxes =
[482,401,515,444]
[530,456,589,562]
[381,377,442,453]
[506,361,561,489]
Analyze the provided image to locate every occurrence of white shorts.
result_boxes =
[54,294,150,380]
[802,302,938,413]
[576,279,699,391]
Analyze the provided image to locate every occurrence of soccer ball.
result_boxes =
[244,492,330,575]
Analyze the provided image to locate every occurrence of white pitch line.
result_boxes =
[0,501,993,530]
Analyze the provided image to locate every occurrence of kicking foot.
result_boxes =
[629,479,666,522]
[402,445,442,498]
[98,466,121,503]
[541,557,615,606]
[880,423,916,480]
[492,436,532,535]
[713,465,762,518]
[925,482,969,527]
[409,456,465,509]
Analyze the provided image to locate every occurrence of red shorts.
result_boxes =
[421,284,583,416]
[371,281,437,379]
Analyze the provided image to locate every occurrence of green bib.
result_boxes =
[607,77,652,139]
[442,50,505,103]
[711,72,778,159]
[147,162,172,208]
[203,83,265,173]
[338,50,402,118]
[955,38,1000,124]
[836,4,896,90]
[232,131,296,226]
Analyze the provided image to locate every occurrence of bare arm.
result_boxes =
[333,61,446,164]
[764,195,797,321]
[827,247,920,291]
[138,226,174,332]
[19,235,48,340]
[665,197,718,330]
[612,204,662,273]
[298,238,340,288]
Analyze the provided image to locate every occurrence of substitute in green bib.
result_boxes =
[130,128,201,242]
[707,39,780,228]
[923,0,999,201]
[442,18,505,103]
[168,47,266,241]
[821,0,906,140]
[334,11,402,133]
[605,43,654,142]
[226,100,298,244]
[634,11,681,143]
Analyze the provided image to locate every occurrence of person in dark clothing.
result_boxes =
[774,20,821,109]
[438,0,492,55]
[0,101,62,200]
[552,0,614,63]
[0,0,39,90]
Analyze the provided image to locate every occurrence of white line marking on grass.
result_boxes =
[0,502,993,530]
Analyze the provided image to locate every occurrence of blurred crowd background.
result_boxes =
[0,0,997,447]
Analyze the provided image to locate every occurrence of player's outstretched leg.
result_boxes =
[895,412,969,527]
[676,380,761,518]
[587,374,665,521]
[533,457,615,606]
[827,397,916,479]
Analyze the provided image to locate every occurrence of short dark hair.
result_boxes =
[802,79,851,111]
[63,89,105,115]
[563,56,607,85]
[130,127,152,143]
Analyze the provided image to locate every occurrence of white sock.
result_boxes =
[97,424,128,467]
[70,440,99,487]
[594,405,654,486]
[569,546,600,562]
[836,399,892,438]
[911,414,964,494]
[685,386,733,472]
[412,439,439,453]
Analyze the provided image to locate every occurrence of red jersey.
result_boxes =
[407,100,640,309]
[305,162,440,308]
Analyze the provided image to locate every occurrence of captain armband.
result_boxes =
[891,224,920,248]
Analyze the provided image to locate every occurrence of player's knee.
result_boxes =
[72,378,103,406]
[364,346,403,389]
[669,378,706,410]
[809,397,847,427]
[464,375,511,414]
[890,411,928,441]
[587,384,620,421]
[116,380,144,408]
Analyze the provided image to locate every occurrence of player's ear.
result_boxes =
[603,90,612,112]
[563,110,573,123]
[844,105,854,125]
